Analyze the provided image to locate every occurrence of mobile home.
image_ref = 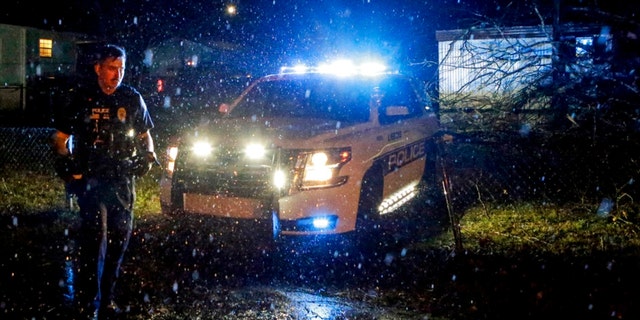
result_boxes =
[0,23,92,125]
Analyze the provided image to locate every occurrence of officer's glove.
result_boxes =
[131,151,158,177]
[54,156,81,182]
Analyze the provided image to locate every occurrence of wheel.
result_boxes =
[159,180,184,216]
[418,138,448,223]
[353,165,386,256]
[356,165,383,231]
[421,139,439,189]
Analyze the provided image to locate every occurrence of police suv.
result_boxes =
[159,61,441,236]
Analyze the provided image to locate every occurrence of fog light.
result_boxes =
[292,215,338,232]
[312,217,330,229]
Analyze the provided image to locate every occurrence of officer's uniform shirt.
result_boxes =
[56,82,154,181]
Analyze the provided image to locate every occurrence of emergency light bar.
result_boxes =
[279,59,388,76]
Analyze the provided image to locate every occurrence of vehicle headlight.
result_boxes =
[168,146,179,161]
[245,143,266,160]
[165,146,179,177]
[273,169,287,190]
[304,152,333,181]
[191,141,213,157]
[296,148,351,189]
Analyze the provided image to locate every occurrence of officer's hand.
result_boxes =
[132,152,157,177]
[54,156,81,182]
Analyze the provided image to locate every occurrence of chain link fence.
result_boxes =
[0,127,57,174]
[2,127,639,214]
[439,130,640,213]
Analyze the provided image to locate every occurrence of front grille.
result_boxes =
[174,147,292,198]
[175,165,273,198]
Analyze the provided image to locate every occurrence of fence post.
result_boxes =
[438,133,464,254]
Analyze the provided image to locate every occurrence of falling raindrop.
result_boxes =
[172,281,179,293]
[384,253,394,265]
[596,198,613,218]
[519,123,531,136]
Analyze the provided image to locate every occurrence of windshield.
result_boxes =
[229,75,373,123]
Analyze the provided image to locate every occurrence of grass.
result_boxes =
[0,167,162,218]
[3,168,640,258]
[133,166,163,217]
[422,202,640,256]
[0,170,68,214]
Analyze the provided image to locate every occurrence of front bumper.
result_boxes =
[160,172,360,235]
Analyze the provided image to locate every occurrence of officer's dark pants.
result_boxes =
[74,176,134,315]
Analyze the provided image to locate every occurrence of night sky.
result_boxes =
[0,1,532,49]
[2,0,638,76]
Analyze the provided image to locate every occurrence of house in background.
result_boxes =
[139,38,250,113]
[0,23,93,126]
[142,38,243,77]
[435,24,616,132]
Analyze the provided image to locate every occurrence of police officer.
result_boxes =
[52,44,156,319]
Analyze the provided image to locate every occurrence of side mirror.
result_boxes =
[384,105,410,116]
[219,103,230,114]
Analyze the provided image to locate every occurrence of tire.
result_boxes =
[418,139,448,222]
[162,183,184,216]
[421,139,439,189]
[356,165,383,230]
[353,165,386,255]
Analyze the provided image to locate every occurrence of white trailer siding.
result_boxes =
[438,36,552,96]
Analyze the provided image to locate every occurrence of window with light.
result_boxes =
[39,39,53,58]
